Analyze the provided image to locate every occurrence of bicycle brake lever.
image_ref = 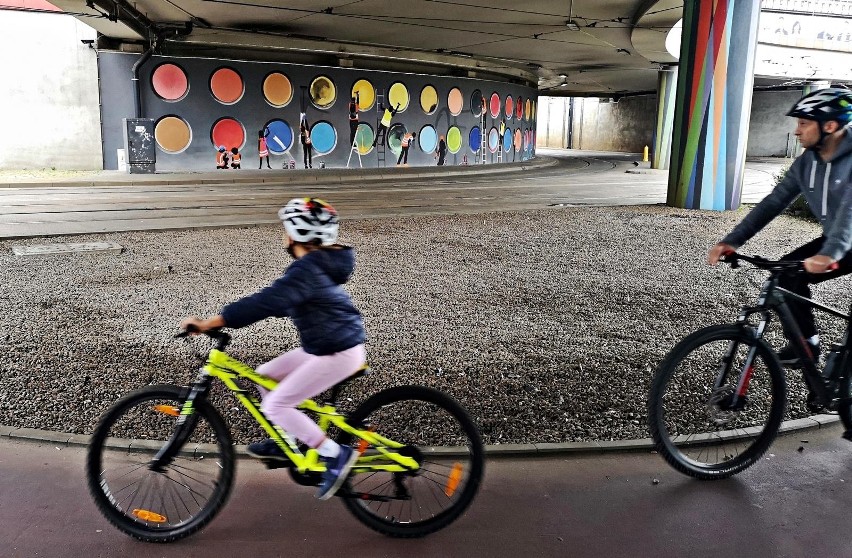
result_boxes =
[174,324,199,338]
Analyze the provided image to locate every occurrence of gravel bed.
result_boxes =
[1,205,848,445]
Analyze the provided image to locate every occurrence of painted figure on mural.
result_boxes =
[300,121,313,169]
[708,90,852,398]
[348,92,360,148]
[258,127,271,169]
[372,103,400,148]
[230,147,241,169]
[396,131,416,165]
[435,134,447,166]
[216,146,229,169]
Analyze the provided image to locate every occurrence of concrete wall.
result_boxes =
[538,90,808,158]
[747,89,802,157]
[571,96,657,153]
[0,11,102,169]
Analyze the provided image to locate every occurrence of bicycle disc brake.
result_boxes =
[707,386,747,425]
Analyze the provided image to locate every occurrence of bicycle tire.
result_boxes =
[86,384,235,542]
[648,324,786,480]
[338,385,484,538]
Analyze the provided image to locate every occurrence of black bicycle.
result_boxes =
[648,252,852,479]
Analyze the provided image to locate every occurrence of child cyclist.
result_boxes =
[179,198,365,500]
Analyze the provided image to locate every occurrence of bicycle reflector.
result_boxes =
[132,509,167,523]
[153,405,180,417]
[445,463,463,497]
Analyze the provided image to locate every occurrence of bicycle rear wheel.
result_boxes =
[338,385,484,538]
[648,324,786,479]
[86,385,235,542]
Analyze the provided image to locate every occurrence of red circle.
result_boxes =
[490,93,500,117]
[211,118,245,150]
[151,64,188,101]
[210,68,244,104]
[516,96,524,119]
[505,96,514,120]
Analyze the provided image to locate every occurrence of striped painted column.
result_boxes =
[667,0,761,210]
[652,65,678,170]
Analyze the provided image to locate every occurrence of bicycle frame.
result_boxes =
[152,348,419,476]
[726,264,852,410]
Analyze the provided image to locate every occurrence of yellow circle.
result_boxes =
[351,79,375,111]
[532,99,537,121]
[310,75,336,108]
[388,82,409,112]
[447,126,462,154]
[525,99,531,121]
[263,73,292,107]
[420,85,438,114]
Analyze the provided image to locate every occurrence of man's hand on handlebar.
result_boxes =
[179,315,226,334]
[707,243,736,266]
[803,255,838,274]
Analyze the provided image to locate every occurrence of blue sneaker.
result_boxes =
[317,445,358,500]
[246,439,289,462]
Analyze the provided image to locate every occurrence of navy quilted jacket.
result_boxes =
[221,247,365,355]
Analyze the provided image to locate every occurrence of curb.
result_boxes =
[1,414,840,458]
[0,157,558,189]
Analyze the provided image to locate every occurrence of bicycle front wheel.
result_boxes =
[338,385,484,538]
[86,385,235,542]
[648,325,786,479]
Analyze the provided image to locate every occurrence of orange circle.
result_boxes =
[263,73,292,107]
[210,68,244,104]
[155,116,192,153]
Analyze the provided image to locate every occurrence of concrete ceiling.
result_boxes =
[48,0,684,94]
[47,0,820,95]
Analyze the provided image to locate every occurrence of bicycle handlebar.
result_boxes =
[175,324,232,351]
[720,252,839,273]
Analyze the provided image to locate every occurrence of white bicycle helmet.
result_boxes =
[278,197,339,245]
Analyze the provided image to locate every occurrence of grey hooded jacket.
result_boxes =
[722,130,852,260]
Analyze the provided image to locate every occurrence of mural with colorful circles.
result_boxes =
[98,52,537,170]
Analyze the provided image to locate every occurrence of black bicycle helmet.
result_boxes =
[786,88,852,125]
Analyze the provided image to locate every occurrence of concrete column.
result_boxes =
[652,65,678,170]
[667,0,761,210]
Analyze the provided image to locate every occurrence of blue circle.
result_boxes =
[265,120,293,153]
[488,127,499,152]
[310,121,337,155]
[419,125,437,153]
[503,129,513,152]
[469,127,481,153]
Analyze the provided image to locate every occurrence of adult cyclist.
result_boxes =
[708,88,852,368]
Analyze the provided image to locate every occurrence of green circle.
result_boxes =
[447,126,462,153]
[355,123,374,155]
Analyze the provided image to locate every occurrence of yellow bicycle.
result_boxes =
[86,329,484,542]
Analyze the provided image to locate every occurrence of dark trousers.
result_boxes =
[779,236,852,338]
[373,125,388,147]
[437,150,446,165]
[397,146,409,164]
[302,144,312,167]
[349,120,358,147]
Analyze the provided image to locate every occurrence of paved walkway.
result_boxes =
[2,424,849,557]
[0,149,784,238]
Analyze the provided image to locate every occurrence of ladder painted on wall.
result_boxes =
[376,89,386,168]
[478,108,487,164]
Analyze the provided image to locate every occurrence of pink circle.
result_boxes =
[490,93,500,118]
[505,95,514,120]
[516,96,524,119]
[211,118,245,150]
[151,63,188,101]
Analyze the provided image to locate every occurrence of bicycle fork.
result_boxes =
[150,372,212,472]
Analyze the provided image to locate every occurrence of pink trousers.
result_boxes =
[257,344,366,448]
